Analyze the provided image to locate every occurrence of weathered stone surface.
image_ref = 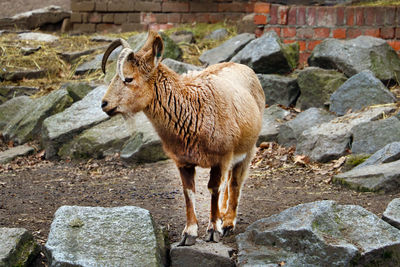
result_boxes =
[0,69,48,82]
[18,32,59,42]
[308,36,400,82]
[199,33,255,66]
[0,86,37,104]
[61,82,96,102]
[356,142,400,169]
[90,35,117,42]
[237,200,400,266]
[257,74,299,107]
[160,31,183,61]
[170,240,234,267]
[231,31,298,74]
[120,112,168,163]
[330,70,396,116]
[296,67,347,110]
[162,58,203,74]
[45,206,168,267]
[296,105,395,162]
[0,96,34,131]
[383,198,400,229]
[58,115,134,159]
[0,145,34,164]
[278,108,336,147]
[205,28,229,41]
[351,116,400,154]
[41,85,109,159]
[0,6,70,30]
[3,89,73,144]
[0,227,39,267]
[20,45,41,56]
[58,47,101,63]
[169,30,195,44]
[258,105,290,145]
[333,160,400,193]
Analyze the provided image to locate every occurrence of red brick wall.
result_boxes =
[70,1,399,64]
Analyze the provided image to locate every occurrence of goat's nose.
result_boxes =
[101,100,108,109]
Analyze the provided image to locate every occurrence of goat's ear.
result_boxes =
[152,35,164,66]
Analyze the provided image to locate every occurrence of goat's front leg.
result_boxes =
[178,165,198,246]
[206,165,225,242]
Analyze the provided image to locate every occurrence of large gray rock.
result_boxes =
[0,85,38,104]
[257,74,299,107]
[0,69,48,82]
[296,105,395,162]
[199,33,255,66]
[231,31,298,74]
[41,85,109,159]
[120,112,167,163]
[351,116,400,154]
[61,82,96,102]
[0,6,70,30]
[58,115,134,159]
[0,145,34,164]
[356,142,400,169]
[296,67,347,110]
[170,240,234,267]
[3,89,73,144]
[162,58,203,74]
[308,36,400,82]
[0,96,33,132]
[257,105,290,145]
[383,198,400,229]
[333,160,400,193]
[278,108,336,147]
[330,70,396,116]
[45,206,168,267]
[0,227,40,267]
[237,200,400,267]
[205,28,229,41]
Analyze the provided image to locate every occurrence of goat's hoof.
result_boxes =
[222,226,234,237]
[205,229,222,243]
[178,233,197,246]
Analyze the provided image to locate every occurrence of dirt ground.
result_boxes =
[1,141,399,265]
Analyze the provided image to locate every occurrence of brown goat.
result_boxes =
[101,31,265,246]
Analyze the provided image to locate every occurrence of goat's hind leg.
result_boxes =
[178,165,198,246]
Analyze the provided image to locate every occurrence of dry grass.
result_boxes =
[344,0,400,6]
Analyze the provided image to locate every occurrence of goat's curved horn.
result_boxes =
[101,38,131,74]
[117,48,134,82]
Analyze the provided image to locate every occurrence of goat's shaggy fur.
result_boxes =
[102,31,265,246]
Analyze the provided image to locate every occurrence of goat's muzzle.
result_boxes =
[101,100,117,116]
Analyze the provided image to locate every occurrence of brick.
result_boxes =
[317,7,336,27]
[387,40,400,51]
[277,5,289,25]
[306,7,316,26]
[71,1,95,12]
[95,0,107,12]
[386,7,396,25]
[195,13,210,23]
[162,2,189,13]
[314,28,330,38]
[245,3,255,13]
[102,13,114,23]
[299,52,310,65]
[336,6,345,26]
[135,1,161,12]
[96,23,121,33]
[269,4,278,24]
[88,12,101,23]
[381,27,395,39]
[141,12,157,24]
[332,28,346,39]
[297,28,313,39]
[218,2,246,13]
[364,7,375,26]
[282,27,296,38]
[283,39,296,44]
[81,12,88,23]
[167,13,181,24]
[288,7,297,25]
[298,40,307,51]
[396,28,400,39]
[70,12,82,23]
[128,13,140,23]
[108,0,134,12]
[297,6,306,25]
[209,13,224,23]
[154,13,168,24]
[254,14,267,25]
[375,7,385,26]
[363,28,380,38]
[355,7,364,26]
[254,2,270,13]
[345,7,355,26]
[114,13,128,25]
[307,40,322,51]
[181,13,196,23]
[347,28,362,39]
[397,7,400,25]
[121,23,147,33]
[191,2,218,12]
[265,26,281,36]
[223,12,243,22]
[73,23,95,33]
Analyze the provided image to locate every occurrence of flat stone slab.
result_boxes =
[0,227,39,266]
[383,198,400,230]
[170,240,234,267]
[0,145,34,164]
[18,32,59,42]
[45,206,168,267]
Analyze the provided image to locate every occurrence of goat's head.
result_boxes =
[101,30,164,116]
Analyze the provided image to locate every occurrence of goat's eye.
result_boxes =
[124,77,133,84]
